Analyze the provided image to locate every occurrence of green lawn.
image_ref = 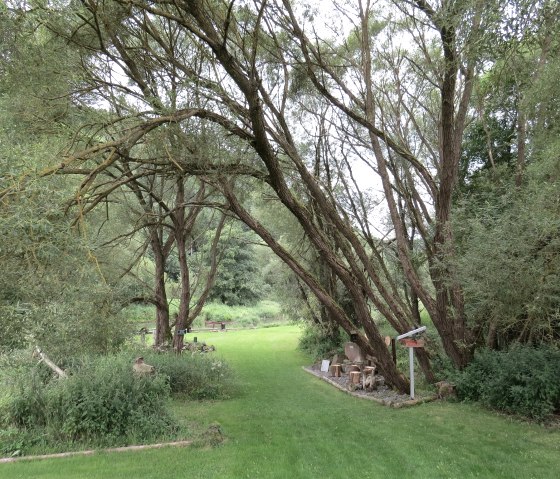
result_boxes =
[2,325,559,478]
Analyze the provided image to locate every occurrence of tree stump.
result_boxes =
[133,357,155,375]
[329,364,342,377]
[350,371,361,385]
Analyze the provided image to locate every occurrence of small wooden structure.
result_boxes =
[205,321,227,331]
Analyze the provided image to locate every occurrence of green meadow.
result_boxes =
[2,325,559,479]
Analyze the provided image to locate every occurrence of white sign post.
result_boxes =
[396,326,427,400]
[409,347,415,400]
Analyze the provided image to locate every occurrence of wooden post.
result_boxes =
[350,371,361,385]
[329,364,342,377]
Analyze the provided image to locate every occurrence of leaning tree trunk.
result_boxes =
[172,228,190,353]
[152,233,171,348]
[224,185,411,393]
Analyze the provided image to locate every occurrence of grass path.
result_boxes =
[2,325,559,478]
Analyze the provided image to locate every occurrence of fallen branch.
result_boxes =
[33,346,68,379]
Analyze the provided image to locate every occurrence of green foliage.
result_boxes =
[137,352,236,399]
[0,354,176,449]
[200,300,282,328]
[208,226,270,306]
[454,345,560,420]
[297,323,345,360]
[452,157,560,346]
[0,188,131,356]
[0,348,237,455]
[121,304,156,325]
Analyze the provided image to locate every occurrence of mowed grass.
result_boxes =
[2,325,559,478]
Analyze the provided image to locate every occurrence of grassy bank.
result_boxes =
[125,300,284,330]
[2,325,559,478]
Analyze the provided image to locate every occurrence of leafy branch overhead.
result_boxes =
[1,0,558,390]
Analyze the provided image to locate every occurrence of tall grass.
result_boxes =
[0,351,236,456]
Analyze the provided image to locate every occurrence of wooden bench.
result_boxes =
[205,321,227,331]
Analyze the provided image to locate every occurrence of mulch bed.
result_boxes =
[303,366,437,408]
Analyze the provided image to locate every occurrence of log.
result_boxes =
[350,371,361,385]
[329,364,342,377]
[33,347,68,379]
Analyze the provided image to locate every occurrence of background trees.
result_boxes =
[1,0,558,390]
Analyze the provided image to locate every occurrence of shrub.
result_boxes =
[0,349,237,454]
[140,352,236,399]
[46,356,174,443]
[0,354,176,449]
[298,324,345,359]
[455,345,560,420]
[0,427,44,456]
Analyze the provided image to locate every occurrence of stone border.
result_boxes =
[303,367,437,408]
[0,440,193,464]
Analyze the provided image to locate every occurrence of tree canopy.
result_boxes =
[1,0,559,391]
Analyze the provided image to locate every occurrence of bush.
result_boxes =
[0,427,44,456]
[0,354,176,450]
[455,345,560,420]
[47,356,174,443]
[140,352,235,399]
[298,324,345,360]
[0,350,237,454]
[2,355,175,445]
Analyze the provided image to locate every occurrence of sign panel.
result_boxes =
[399,338,425,348]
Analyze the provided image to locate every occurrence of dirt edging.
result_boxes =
[0,440,193,464]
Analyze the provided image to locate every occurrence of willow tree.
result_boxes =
[14,0,234,350]
[29,0,537,390]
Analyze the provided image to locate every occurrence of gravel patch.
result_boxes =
[303,366,436,408]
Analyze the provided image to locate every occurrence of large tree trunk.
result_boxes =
[171,180,225,354]
[224,185,410,393]
[152,237,171,348]
[172,226,190,353]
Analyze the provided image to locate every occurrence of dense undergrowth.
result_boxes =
[454,345,560,421]
[0,350,235,456]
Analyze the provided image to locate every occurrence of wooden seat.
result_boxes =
[329,364,342,377]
